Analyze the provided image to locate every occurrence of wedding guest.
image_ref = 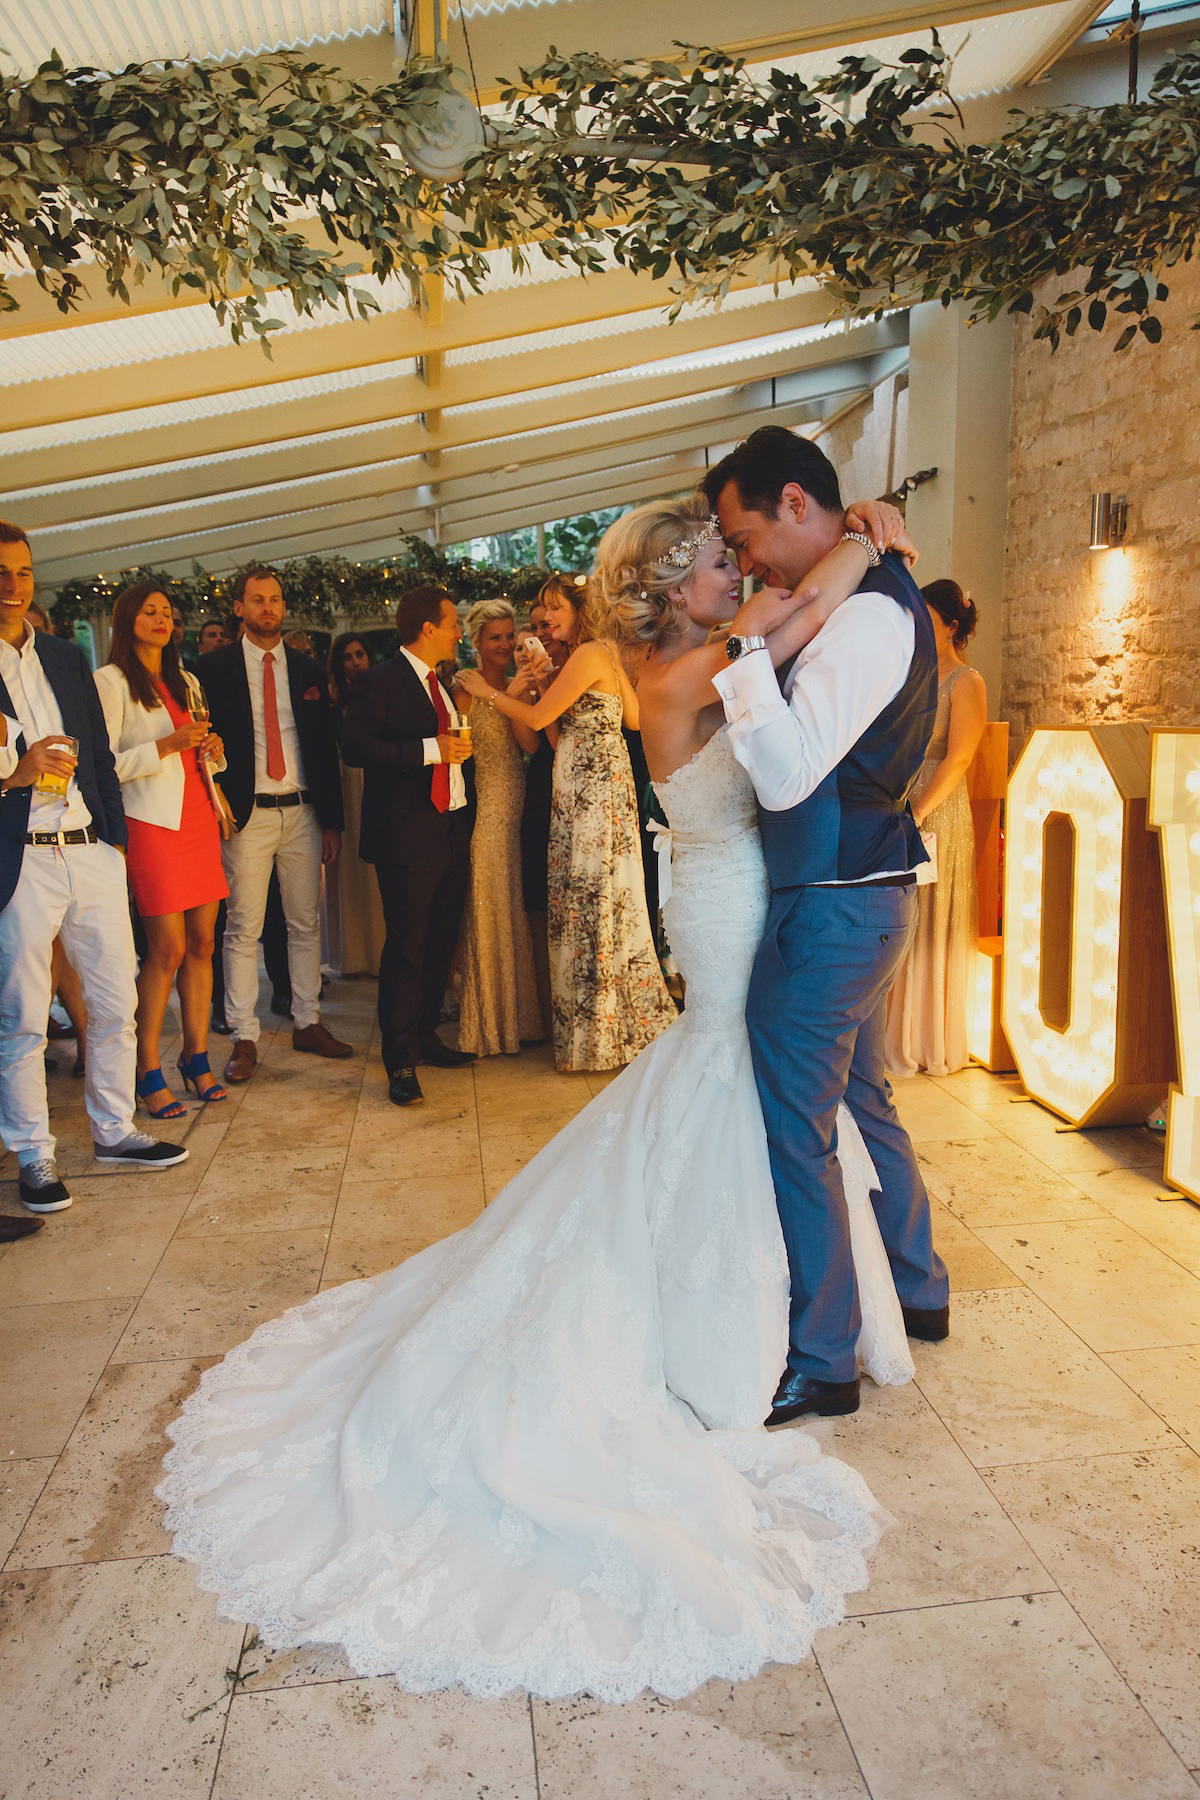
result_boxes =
[520,588,569,1034]
[196,619,231,655]
[95,582,230,1116]
[341,585,476,1106]
[284,630,315,656]
[170,603,187,656]
[458,575,675,1072]
[886,580,987,1077]
[28,598,89,1071]
[198,565,352,1083]
[323,632,385,977]
[0,521,187,1214]
[455,599,543,1055]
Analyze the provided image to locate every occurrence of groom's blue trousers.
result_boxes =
[746,881,949,1385]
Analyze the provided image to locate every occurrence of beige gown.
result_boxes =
[459,698,543,1056]
[886,665,978,1077]
[323,760,386,977]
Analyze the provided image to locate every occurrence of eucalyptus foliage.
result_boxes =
[48,536,550,634]
[3,37,1199,351]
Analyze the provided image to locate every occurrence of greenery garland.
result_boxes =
[48,536,551,635]
[3,38,1199,351]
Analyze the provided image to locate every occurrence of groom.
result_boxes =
[704,427,949,1426]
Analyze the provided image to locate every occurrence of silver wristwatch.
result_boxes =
[842,529,882,568]
[724,634,767,662]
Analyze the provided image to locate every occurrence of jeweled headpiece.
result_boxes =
[660,515,721,571]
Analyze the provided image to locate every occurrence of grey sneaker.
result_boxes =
[93,1130,189,1169]
[17,1158,73,1212]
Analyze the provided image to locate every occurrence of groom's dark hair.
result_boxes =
[702,426,843,518]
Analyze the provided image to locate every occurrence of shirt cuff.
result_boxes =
[423,737,441,766]
[711,646,780,716]
[0,715,19,780]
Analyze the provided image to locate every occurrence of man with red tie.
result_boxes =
[198,567,353,1084]
[342,586,476,1106]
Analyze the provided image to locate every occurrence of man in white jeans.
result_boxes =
[0,521,188,1215]
[197,567,352,1082]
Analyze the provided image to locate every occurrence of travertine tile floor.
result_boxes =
[3,978,1200,1799]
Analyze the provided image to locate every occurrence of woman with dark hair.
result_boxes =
[95,581,229,1117]
[886,578,988,1078]
[323,632,383,976]
[459,570,675,1071]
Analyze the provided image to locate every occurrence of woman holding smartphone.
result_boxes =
[95,582,230,1117]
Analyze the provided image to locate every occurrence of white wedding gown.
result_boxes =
[158,729,913,1702]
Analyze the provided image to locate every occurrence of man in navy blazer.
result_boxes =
[0,521,187,1217]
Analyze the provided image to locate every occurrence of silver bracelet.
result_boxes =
[842,529,882,568]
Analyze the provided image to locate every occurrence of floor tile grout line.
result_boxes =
[811,1646,878,1800]
[310,1014,375,1295]
[527,1693,542,1800]
[974,1428,1197,1475]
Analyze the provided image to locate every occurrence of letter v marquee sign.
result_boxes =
[1001,724,1176,1130]
[1148,730,1200,1203]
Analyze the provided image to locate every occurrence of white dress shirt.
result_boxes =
[0,621,93,832]
[399,645,466,812]
[242,637,306,795]
[712,592,916,878]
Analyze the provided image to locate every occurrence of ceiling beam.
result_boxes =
[0,283,836,493]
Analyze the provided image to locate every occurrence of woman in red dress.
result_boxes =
[95,583,230,1117]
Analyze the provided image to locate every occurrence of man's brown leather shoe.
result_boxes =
[292,1022,353,1060]
[224,1039,257,1084]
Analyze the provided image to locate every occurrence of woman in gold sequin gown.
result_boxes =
[886,580,988,1077]
[455,601,543,1055]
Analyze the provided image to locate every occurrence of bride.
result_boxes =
[158,496,915,1703]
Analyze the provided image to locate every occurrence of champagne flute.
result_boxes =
[188,687,211,761]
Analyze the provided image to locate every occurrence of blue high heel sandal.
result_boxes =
[177,1051,227,1104]
[135,1068,187,1119]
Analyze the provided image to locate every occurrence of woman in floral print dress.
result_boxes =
[458,577,675,1070]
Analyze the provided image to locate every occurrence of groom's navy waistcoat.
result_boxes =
[757,552,937,888]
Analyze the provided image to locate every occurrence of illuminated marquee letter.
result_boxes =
[1148,729,1200,1202]
[1002,724,1175,1127]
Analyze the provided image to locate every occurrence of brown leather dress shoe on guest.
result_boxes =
[224,1039,257,1084]
[0,1213,45,1239]
[292,1022,353,1059]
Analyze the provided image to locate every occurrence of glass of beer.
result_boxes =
[451,709,472,753]
[35,735,78,798]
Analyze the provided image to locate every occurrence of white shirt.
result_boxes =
[712,592,916,879]
[399,645,466,812]
[242,637,305,795]
[0,621,93,832]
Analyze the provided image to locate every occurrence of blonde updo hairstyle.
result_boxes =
[590,493,715,652]
[464,596,517,650]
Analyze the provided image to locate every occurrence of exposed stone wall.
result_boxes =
[810,371,908,509]
[1003,260,1200,753]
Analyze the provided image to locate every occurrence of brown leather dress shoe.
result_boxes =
[224,1039,257,1084]
[292,1022,353,1059]
[0,1213,45,1239]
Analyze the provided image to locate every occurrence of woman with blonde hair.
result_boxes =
[459,575,674,1070]
[453,597,543,1054]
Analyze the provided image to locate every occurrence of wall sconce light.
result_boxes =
[1089,491,1128,550]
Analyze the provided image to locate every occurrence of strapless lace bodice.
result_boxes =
[652,727,757,838]
[652,731,767,1039]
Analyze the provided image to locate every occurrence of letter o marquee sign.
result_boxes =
[1001,725,1175,1128]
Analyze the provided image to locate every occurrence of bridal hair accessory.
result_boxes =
[660,515,721,571]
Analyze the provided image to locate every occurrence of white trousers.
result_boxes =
[221,803,322,1040]
[0,841,138,1162]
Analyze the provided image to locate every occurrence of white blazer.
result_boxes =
[93,663,225,831]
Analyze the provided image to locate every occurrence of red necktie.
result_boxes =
[427,670,451,813]
[263,651,287,783]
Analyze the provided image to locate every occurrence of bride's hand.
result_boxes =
[729,586,802,639]
[845,498,918,568]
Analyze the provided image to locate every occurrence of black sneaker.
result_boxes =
[93,1130,189,1169]
[18,1158,73,1212]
